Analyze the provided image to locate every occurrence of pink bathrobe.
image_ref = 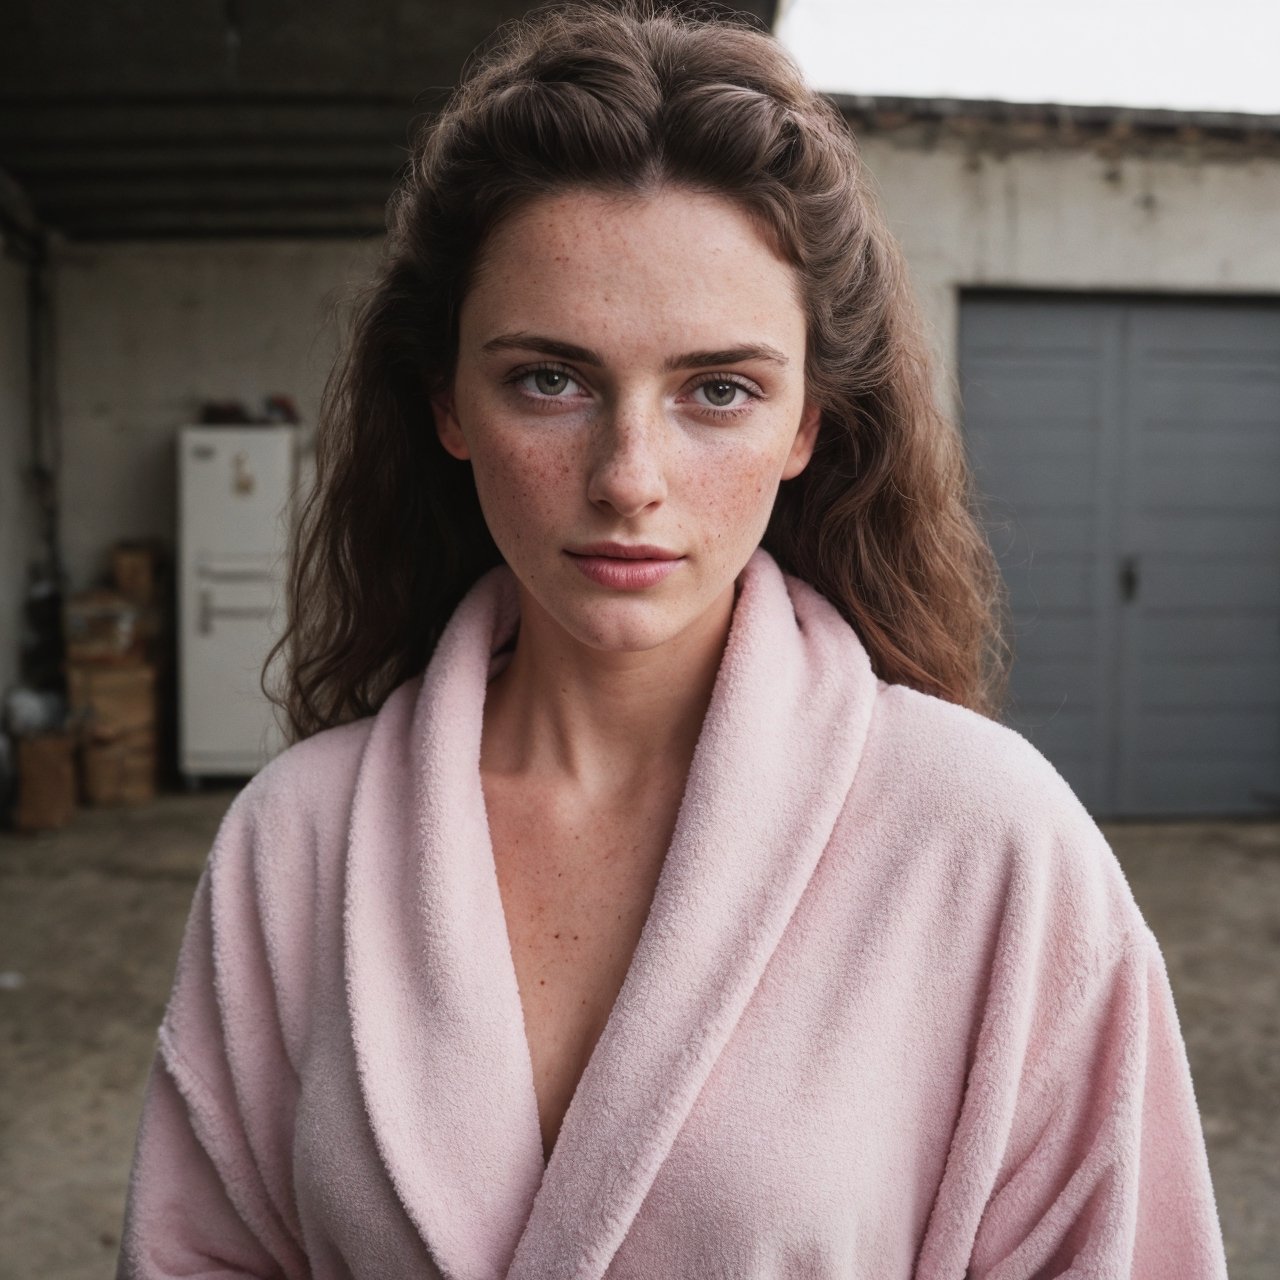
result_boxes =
[119,546,1228,1279]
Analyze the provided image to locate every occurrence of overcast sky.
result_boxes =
[775,0,1280,116]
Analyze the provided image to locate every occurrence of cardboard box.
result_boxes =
[112,538,166,607]
[82,726,157,806]
[64,588,144,665]
[14,732,77,831]
[66,662,157,742]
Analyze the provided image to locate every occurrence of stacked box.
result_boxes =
[111,539,168,665]
[59,538,171,807]
[66,663,158,806]
[112,539,164,606]
[64,588,145,665]
[10,541,171,826]
[14,732,77,831]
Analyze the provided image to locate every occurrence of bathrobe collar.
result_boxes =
[343,545,879,1280]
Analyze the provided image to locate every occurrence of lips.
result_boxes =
[565,542,682,560]
[564,546,684,590]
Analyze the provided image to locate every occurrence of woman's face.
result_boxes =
[432,185,821,655]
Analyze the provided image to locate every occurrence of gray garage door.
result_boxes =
[959,294,1280,817]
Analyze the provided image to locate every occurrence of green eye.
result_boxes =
[702,380,739,408]
[532,368,571,395]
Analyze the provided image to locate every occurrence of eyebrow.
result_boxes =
[479,331,790,371]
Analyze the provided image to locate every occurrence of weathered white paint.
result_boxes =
[52,237,381,590]
[855,137,1280,412]
[0,250,30,698]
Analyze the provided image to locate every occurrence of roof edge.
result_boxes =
[826,93,1280,136]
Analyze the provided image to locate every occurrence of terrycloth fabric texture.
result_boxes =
[118,546,1228,1279]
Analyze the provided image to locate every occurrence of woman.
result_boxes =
[118,3,1229,1277]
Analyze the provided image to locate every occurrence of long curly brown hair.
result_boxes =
[265,0,1010,742]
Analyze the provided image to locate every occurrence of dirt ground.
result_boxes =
[1,789,1276,1278]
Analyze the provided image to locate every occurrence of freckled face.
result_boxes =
[431,186,821,653]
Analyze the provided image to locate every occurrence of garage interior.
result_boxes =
[1,1,1277,1275]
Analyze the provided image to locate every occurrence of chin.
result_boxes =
[509,556,728,654]
[556,598,689,654]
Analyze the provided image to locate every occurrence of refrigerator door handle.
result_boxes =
[196,553,277,584]
[197,586,275,636]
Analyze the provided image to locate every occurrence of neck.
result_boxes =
[480,583,735,800]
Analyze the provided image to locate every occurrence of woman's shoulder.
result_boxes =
[211,715,372,854]
[239,668,432,822]
[241,710,380,819]
[852,678,1150,962]
[859,677,1090,831]
[207,687,412,888]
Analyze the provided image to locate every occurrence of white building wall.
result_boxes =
[856,135,1280,412]
[0,250,30,698]
[52,238,380,590]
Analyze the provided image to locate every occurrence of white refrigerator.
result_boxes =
[177,424,309,781]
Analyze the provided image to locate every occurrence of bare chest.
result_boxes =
[483,780,678,1167]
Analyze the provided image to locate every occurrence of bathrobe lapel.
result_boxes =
[344,546,878,1280]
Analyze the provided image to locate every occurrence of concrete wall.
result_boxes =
[52,238,381,590]
[855,132,1280,412]
[0,248,30,698]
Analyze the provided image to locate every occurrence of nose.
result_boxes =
[585,399,668,519]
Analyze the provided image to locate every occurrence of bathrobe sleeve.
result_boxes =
[960,927,1226,1278]
[914,757,1229,1280]
[118,786,309,1280]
